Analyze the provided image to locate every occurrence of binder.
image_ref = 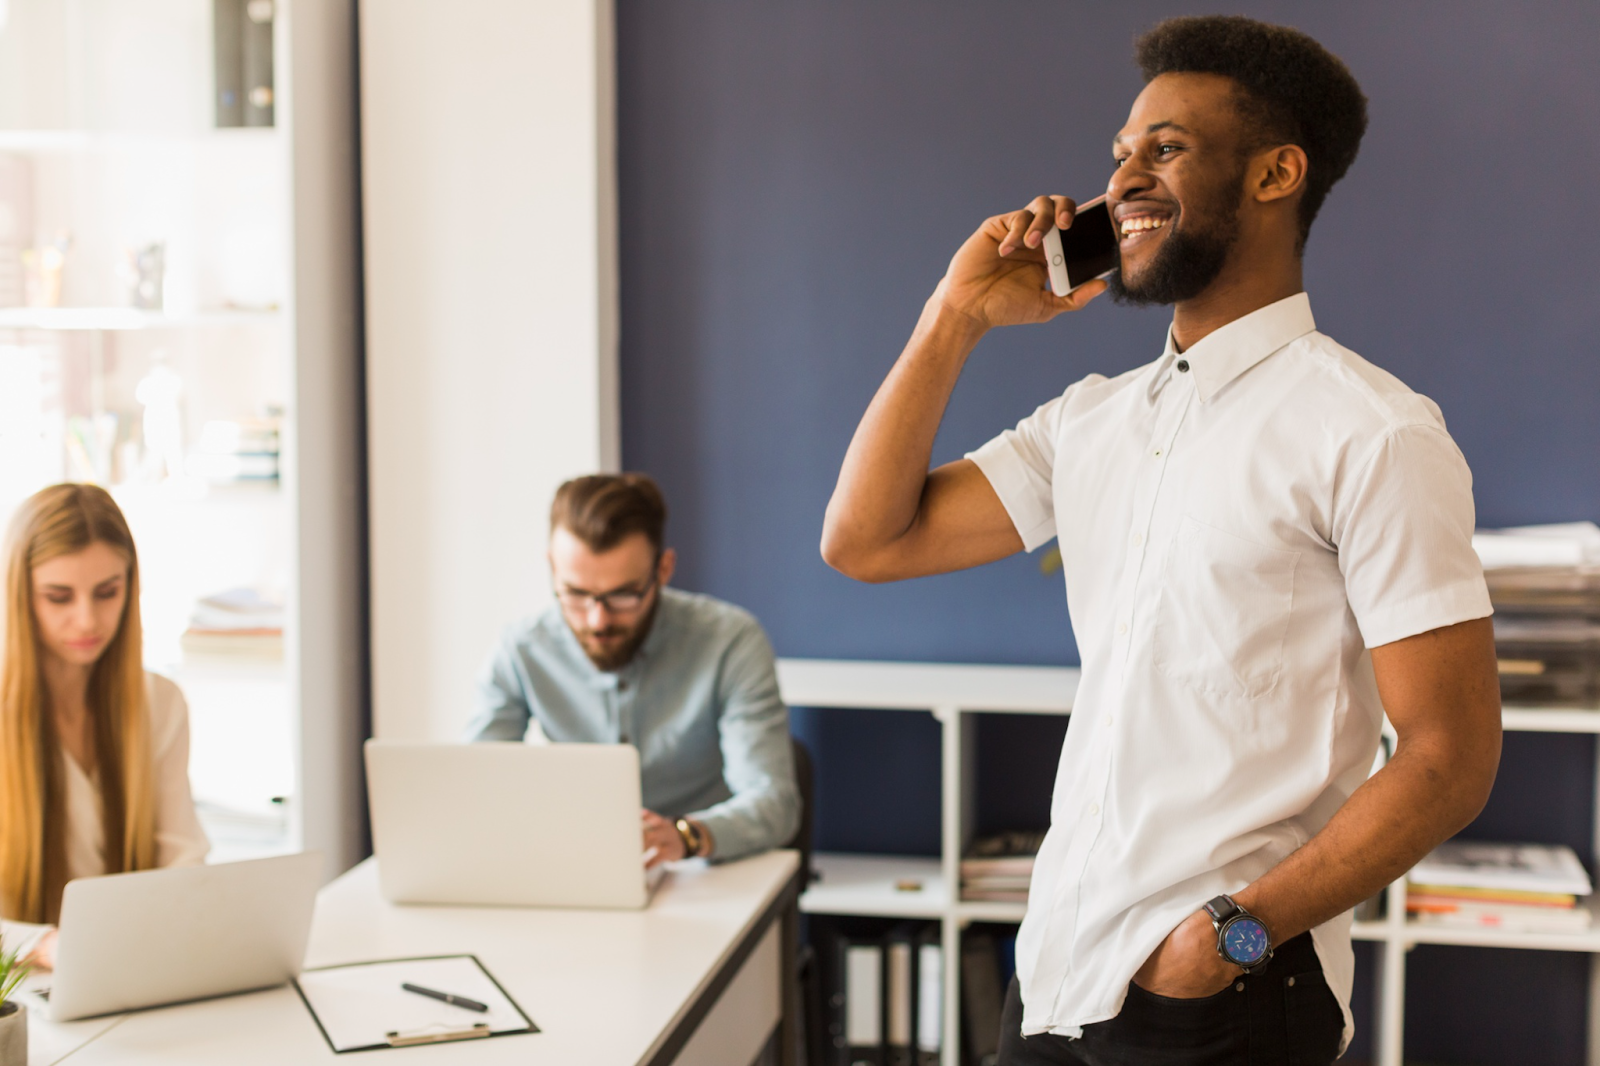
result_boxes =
[837,937,883,1066]
[914,926,942,1065]
[885,925,915,1066]
[212,0,244,126]
[961,932,1003,1066]
[241,0,275,126]
[294,955,537,1053]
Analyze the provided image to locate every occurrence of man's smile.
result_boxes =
[1115,202,1175,247]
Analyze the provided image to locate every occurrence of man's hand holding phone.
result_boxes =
[935,194,1108,332]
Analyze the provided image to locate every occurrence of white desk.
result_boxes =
[30,850,801,1066]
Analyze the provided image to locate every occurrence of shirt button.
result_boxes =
[1104,714,1114,727]
[1087,803,1100,817]
[1152,448,1163,458]
[1130,532,1143,547]
[1116,622,1129,635]
[1176,359,1190,373]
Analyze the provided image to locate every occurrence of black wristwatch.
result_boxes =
[1203,894,1273,975]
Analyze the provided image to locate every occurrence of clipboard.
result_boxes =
[294,954,539,1053]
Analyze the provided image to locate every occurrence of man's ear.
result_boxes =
[1253,144,1308,205]
[658,547,677,587]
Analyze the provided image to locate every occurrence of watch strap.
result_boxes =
[674,817,701,858]
[1203,894,1240,924]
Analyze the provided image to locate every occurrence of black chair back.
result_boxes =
[786,735,816,885]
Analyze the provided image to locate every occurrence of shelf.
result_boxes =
[777,658,1078,713]
[1502,706,1600,733]
[1352,920,1390,942]
[0,128,279,152]
[956,899,1029,923]
[0,307,280,331]
[800,852,947,918]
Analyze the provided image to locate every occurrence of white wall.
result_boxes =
[360,0,620,741]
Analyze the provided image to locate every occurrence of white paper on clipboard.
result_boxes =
[296,955,537,1052]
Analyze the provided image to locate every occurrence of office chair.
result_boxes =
[786,735,816,886]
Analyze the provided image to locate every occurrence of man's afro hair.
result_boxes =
[1135,15,1368,249]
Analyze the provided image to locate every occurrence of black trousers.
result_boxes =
[996,933,1343,1066]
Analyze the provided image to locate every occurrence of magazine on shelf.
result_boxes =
[1408,899,1593,934]
[1408,842,1593,897]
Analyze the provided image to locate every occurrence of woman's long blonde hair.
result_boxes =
[0,484,155,923]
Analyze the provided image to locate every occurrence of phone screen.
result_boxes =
[1059,199,1119,288]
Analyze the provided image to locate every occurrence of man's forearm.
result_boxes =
[1236,737,1496,943]
[821,293,985,569]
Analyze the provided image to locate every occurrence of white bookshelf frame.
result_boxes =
[777,658,1600,1066]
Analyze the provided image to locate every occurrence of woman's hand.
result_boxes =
[24,929,58,972]
[935,195,1107,331]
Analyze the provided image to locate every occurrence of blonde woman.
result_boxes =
[0,484,208,967]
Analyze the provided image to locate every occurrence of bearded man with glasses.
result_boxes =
[469,473,800,868]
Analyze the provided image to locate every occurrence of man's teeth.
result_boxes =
[1119,217,1169,237]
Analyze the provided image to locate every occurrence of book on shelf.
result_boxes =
[182,587,285,659]
[1407,899,1592,933]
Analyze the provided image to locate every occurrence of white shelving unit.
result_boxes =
[777,658,1600,1066]
[0,0,366,880]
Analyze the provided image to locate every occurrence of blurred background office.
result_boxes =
[1,2,1596,1064]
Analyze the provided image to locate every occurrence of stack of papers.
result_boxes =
[961,830,1046,904]
[1407,842,1593,934]
[1472,522,1600,706]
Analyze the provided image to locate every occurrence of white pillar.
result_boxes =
[360,0,620,741]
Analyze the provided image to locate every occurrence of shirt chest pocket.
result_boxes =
[1152,516,1300,701]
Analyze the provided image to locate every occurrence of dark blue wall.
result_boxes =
[617,3,1600,1062]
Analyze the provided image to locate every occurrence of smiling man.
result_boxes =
[469,473,799,868]
[822,16,1500,1065]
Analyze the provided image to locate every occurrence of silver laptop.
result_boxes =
[365,740,666,909]
[44,850,322,1022]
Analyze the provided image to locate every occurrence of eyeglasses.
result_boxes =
[554,569,659,615]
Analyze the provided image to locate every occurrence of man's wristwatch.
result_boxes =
[674,817,704,859]
[1203,894,1273,975]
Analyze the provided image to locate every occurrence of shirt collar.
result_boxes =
[1161,292,1316,403]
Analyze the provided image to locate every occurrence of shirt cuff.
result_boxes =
[691,810,756,864]
[1,919,53,960]
[966,437,1057,552]
[1355,576,1495,649]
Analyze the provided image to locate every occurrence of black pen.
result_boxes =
[401,982,489,1013]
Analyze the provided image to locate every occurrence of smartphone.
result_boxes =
[1041,195,1118,297]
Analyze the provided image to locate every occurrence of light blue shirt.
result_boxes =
[468,587,800,861]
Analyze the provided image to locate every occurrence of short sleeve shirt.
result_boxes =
[967,293,1491,1050]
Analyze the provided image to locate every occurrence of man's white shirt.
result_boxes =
[967,292,1491,1050]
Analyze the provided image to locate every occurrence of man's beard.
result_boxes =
[572,596,659,672]
[1108,188,1241,307]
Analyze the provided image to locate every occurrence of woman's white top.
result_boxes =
[1,671,210,952]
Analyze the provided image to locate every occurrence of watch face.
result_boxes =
[1222,916,1270,966]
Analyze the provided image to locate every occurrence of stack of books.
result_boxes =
[189,415,282,484]
[1473,522,1600,706]
[1407,841,1593,933]
[961,830,1046,904]
[181,587,285,659]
